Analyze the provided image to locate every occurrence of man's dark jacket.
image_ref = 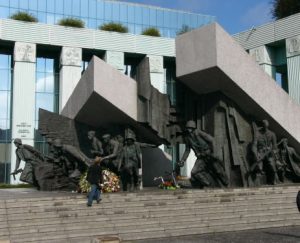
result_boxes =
[87,164,103,185]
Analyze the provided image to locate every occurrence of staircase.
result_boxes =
[0,186,299,242]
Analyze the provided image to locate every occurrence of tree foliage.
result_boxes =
[99,22,128,33]
[271,0,300,20]
[141,27,161,37]
[10,11,38,22]
[58,18,85,28]
[176,25,193,36]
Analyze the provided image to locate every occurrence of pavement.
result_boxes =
[134,226,300,243]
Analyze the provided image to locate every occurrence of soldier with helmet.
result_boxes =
[12,138,44,187]
[101,134,120,174]
[119,131,142,191]
[177,120,228,188]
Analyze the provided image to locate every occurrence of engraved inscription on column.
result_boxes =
[148,55,163,73]
[14,42,36,63]
[286,36,300,57]
[60,47,82,66]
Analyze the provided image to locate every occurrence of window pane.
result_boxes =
[10,0,19,8]
[46,0,55,12]
[120,4,127,22]
[97,1,104,19]
[46,13,55,24]
[134,6,142,24]
[45,59,54,73]
[0,70,9,90]
[81,0,88,17]
[0,91,9,119]
[112,2,119,22]
[38,12,46,23]
[38,0,46,12]
[73,0,80,16]
[36,58,45,72]
[142,7,149,25]
[0,55,9,69]
[44,74,54,93]
[104,2,112,20]
[19,0,28,10]
[55,0,64,14]
[149,9,156,26]
[29,0,38,10]
[89,0,97,18]
[128,5,134,23]
[163,11,170,28]
[170,12,177,28]
[64,0,72,15]
[0,0,9,7]
[36,93,54,115]
[0,6,9,18]
[36,72,45,92]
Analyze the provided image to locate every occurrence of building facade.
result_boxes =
[0,0,215,183]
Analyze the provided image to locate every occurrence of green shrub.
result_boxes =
[99,22,128,33]
[10,11,38,22]
[141,27,161,37]
[58,17,85,28]
[177,25,193,35]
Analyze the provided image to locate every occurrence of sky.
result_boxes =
[118,0,274,34]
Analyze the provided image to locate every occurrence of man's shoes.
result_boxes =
[87,204,92,207]
[96,198,102,204]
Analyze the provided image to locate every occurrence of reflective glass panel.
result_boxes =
[163,11,170,28]
[29,0,38,10]
[157,10,163,27]
[134,5,142,24]
[0,70,9,90]
[89,0,97,18]
[170,12,177,28]
[55,0,63,14]
[38,0,46,12]
[47,0,55,12]
[46,13,55,24]
[104,2,112,20]
[72,0,80,16]
[10,0,19,8]
[97,1,104,19]
[149,8,156,26]
[64,0,72,15]
[19,0,28,10]
[112,2,119,22]
[0,0,9,7]
[127,5,134,23]
[142,7,149,25]
[120,4,127,22]
[0,91,9,119]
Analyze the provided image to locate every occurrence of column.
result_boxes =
[11,42,36,184]
[104,50,125,73]
[147,55,166,94]
[286,35,300,104]
[249,46,276,79]
[59,47,82,112]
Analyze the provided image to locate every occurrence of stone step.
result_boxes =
[2,191,297,214]
[8,213,300,242]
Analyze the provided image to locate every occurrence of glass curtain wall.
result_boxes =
[35,57,59,154]
[0,53,12,183]
[0,0,215,38]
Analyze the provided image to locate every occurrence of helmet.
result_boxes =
[102,134,111,140]
[53,139,63,148]
[185,120,196,129]
[14,138,22,145]
[125,132,136,141]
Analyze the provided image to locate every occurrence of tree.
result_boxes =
[271,0,300,20]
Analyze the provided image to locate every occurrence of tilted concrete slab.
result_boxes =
[61,56,164,144]
[176,23,300,149]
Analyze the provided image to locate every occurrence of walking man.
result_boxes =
[87,157,103,207]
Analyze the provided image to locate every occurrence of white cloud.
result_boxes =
[241,2,273,28]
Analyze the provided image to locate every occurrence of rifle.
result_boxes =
[10,169,23,180]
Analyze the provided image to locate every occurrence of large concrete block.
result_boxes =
[176,23,300,150]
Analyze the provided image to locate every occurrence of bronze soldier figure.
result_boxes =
[101,134,120,174]
[177,120,228,188]
[87,131,103,156]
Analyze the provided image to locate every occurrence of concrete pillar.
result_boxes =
[249,46,276,79]
[286,35,300,104]
[11,42,36,184]
[104,50,125,73]
[147,55,166,94]
[59,47,82,112]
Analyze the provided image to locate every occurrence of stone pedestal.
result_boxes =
[286,35,300,104]
[147,55,166,94]
[104,50,125,73]
[11,42,36,184]
[59,47,82,112]
[249,46,276,79]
